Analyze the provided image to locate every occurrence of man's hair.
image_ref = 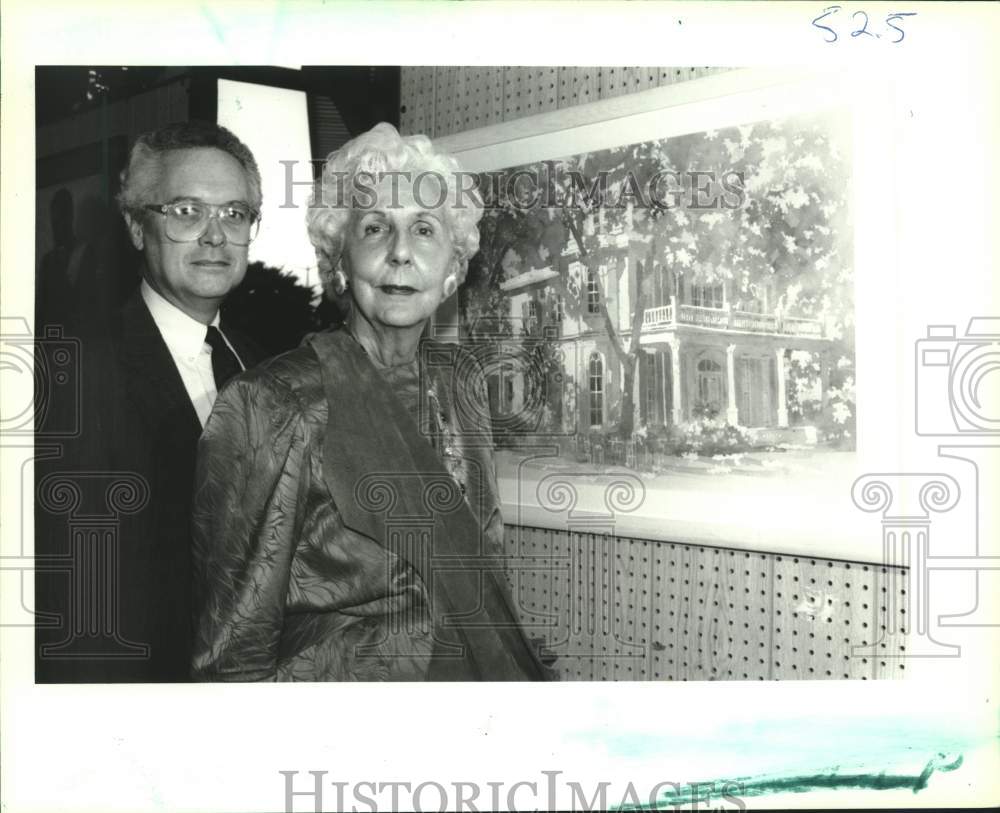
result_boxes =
[117,120,262,217]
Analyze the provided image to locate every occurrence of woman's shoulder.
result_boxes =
[204,342,330,449]
[229,342,326,411]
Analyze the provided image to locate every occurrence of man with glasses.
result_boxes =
[121,124,263,426]
[36,121,265,682]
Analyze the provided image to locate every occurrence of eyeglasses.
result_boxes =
[143,200,261,245]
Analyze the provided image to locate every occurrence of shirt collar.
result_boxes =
[140,280,220,359]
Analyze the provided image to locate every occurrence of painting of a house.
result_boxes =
[462,109,854,461]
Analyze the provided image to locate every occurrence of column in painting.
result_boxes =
[725,343,739,425]
[775,347,789,428]
[820,351,831,413]
[660,350,670,425]
[512,362,525,415]
[668,338,683,425]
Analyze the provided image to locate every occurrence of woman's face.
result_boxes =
[342,174,457,331]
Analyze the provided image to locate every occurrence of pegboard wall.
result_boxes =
[409,66,907,681]
[503,525,908,681]
[399,67,734,138]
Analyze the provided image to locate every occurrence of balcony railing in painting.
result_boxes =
[678,303,730,328]
[730,310,778,332]
[780,315,824,337]
[642,304,673,326]
[641,297,825,338]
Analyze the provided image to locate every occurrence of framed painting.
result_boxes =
[436,67,898,564]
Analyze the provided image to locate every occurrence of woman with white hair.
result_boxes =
[190,124,553,681]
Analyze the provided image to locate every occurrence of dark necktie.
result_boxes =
[205,325,242,390]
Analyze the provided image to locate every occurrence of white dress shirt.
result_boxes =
[140,281,244,428]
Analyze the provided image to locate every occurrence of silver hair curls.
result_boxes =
[305,122,484,288]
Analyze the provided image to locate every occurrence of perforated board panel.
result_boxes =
[704,549,774,681]
[557,67,601,111]
[612,537,652,681]
[503,67,561,122]
[598,66,659,99]
[433,67,466,138]
[503,525,908,681]
[872,563,909,680]
[399,66,735,137]
[399,66,436,137]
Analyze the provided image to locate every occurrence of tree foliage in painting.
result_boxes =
[465,110,854,445]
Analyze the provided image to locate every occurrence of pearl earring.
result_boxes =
[443,274,458,299]
[332,269,349,295]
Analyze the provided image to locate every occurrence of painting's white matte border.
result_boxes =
[443,67,897,563]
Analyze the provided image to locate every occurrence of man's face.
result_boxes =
[128,147,252,323]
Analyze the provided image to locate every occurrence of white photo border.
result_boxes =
[2,3,998,813]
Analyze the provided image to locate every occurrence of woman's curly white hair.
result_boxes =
[306,123,483,288]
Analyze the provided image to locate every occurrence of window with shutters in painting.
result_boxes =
[589,351,604,426]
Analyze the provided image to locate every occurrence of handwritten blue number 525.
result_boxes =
[812,7,917,43]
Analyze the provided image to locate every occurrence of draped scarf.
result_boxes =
[308,329,549,681]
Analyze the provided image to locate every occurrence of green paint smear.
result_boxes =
[613,752,964,810]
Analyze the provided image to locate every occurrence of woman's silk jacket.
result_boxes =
[190,329,552,681]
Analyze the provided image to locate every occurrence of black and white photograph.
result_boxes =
[3,2,999,812]
[29,64,879,685]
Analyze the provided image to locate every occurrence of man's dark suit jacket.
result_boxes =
[35,288,262,682]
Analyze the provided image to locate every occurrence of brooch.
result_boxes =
[427,387,467,496]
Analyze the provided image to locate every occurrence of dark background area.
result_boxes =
[36,65,400,140]
[35,66,400,351]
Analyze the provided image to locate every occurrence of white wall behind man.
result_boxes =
[217,79,318,293]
